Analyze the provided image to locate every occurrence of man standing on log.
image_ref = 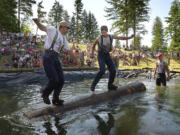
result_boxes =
[90,25,134,91]
[33,18,74,105]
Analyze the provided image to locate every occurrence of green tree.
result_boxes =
[87,12,99,42]
[17,0,36,31]
[105,0,132,47]
[0,0,18,33]
[81,10,99,42]
[63,10,70,24]
[115,39,121,48]
[128,0,150,47]
[81,10,89,42]
[131,34,142,50]
[69,16,76,43]
[74,0,83,43]
[165,0,180,51]
[152,17,166,51]
[105,0,150,48]
[48,0,64,28]
[36,1,46,35]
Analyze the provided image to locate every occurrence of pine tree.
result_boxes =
[37,1,46,22]
[17,0,36,31]
[115,39,121,48]
[69,16,76,43]
[105,0,150,48]
[165,0,180,51]
[48,0,64,28]
[105,0,132,46]
[81,10,89,42]
[131,34,142,50]
[81,10,99,43]
[74,0,83,43]
[128,0,150,47]
[36,1,46,35]
[152,17,166,51]
[0,0,18,33]
[63,10,70,24]
[88,12,99,42]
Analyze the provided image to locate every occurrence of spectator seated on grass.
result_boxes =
[13,60,18,68]
[62,59,68,67]
[3,59,10,67]
[123,59,129,66]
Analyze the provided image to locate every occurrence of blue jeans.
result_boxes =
[43,50,64,100]
[91,52,116,88]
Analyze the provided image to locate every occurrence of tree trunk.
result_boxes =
[18,0,21,32]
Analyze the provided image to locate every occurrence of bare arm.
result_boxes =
[166,64,170,81]
[154,64,157,79]
[113,34,134,40]
[91,39,98,58]
[33,18,46,32]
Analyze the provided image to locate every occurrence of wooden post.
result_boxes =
[24,82,146,119]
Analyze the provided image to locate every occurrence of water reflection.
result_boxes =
[155,86,167,112]
[43,117,66,135]
[0,76,180,135]
[114,104,146,135]
[93,113,114,135]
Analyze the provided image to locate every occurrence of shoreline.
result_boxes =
[0,67,180,73]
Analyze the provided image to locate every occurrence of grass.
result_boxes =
[0,43,180,72]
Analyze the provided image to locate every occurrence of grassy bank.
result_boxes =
[1,43,180,73]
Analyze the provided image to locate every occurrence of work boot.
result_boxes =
[41,94,51,104]
[52,99,64,106]
[108,84,118,91]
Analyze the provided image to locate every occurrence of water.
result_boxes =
[0,74,180,135]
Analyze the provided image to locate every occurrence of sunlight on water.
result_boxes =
[0,75,180,135]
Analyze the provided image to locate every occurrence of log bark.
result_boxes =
[24,82,146,119]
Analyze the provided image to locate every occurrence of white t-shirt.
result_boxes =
[44,26,70,53]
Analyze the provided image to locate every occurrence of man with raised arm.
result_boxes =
[33,18,74,105]
[90,25,134,91]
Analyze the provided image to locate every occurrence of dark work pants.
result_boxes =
[91,52,116,88]
[43,50,64,100]
[156,73,166,86]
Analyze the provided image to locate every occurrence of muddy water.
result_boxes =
[0,75,180,135]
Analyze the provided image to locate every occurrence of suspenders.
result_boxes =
[99,35,113,53]
[49,30,58,51]
[48,30,65,53]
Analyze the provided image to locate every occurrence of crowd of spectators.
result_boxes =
[0,33,43,69]
[0,33,179,70]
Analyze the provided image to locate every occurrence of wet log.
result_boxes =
[24,82,146,119]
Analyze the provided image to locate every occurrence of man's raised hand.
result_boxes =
[33,18,40,24]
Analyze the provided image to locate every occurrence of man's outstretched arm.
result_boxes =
[113,34,134,40]
[33,18,46,32]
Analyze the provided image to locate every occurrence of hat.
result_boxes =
[101,25,108,31]
[157,53,163,57]
[59,21,70,29]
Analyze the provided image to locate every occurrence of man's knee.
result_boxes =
[110,68,116,75]
[99,69,106,75]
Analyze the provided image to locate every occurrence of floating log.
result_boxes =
[24,82,146,119]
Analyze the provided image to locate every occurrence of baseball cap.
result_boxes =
[157,53,163,57]
[59,21,70,29]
